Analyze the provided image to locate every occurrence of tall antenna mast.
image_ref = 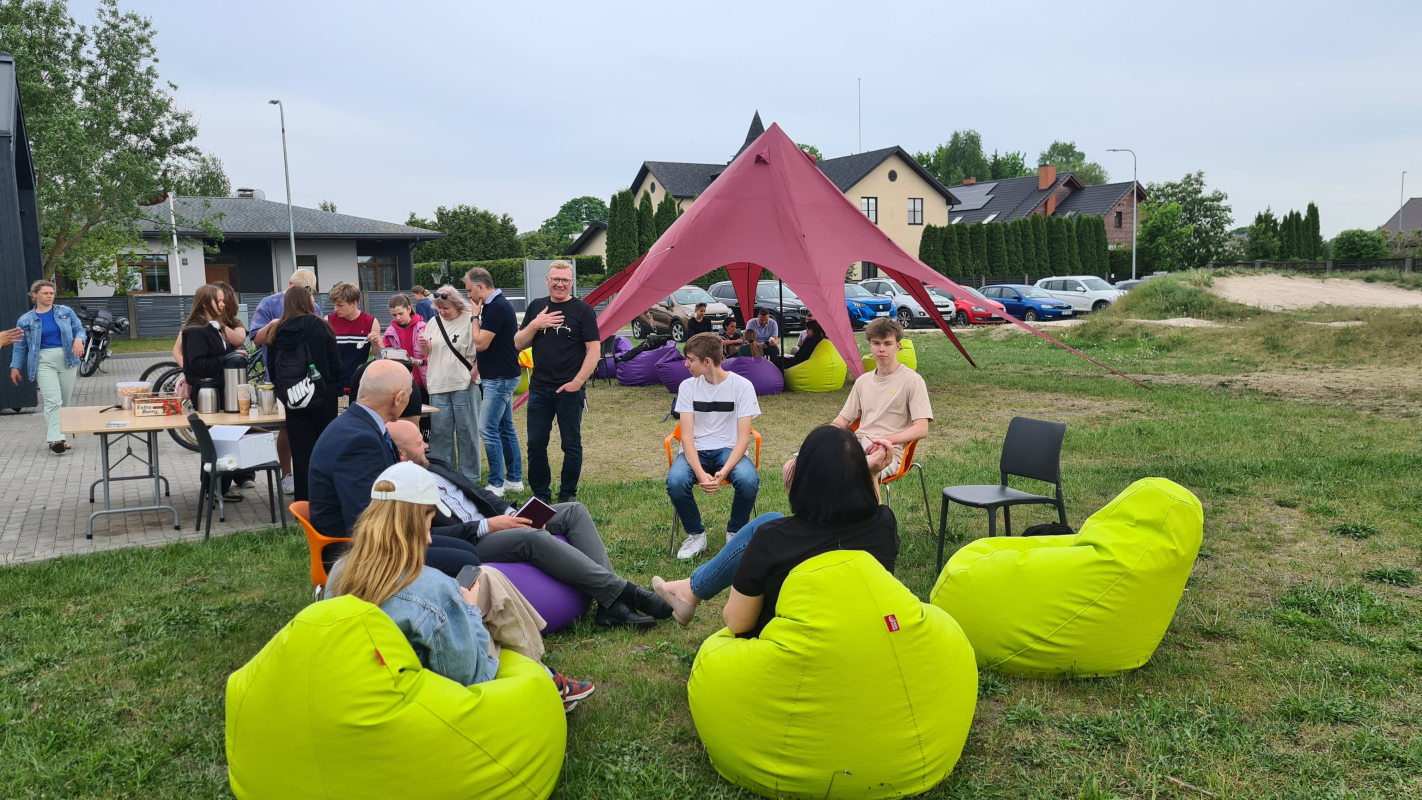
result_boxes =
[857,78,862,153]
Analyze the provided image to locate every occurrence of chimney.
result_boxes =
[235,187,266,200]
[1037,164,1056,191]
[962,177,976,185]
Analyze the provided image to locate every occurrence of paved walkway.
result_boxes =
[1,355,292,565]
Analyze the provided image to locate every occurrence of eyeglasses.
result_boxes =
[434,292,455,300]
[547,278,572,285]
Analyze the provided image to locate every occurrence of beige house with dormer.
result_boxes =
[569,113,961,278]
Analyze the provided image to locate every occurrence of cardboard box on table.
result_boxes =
[210,426,278,469]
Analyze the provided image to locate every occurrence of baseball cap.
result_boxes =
[370,462,451,517]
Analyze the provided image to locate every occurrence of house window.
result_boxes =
[1114,211,1123,228]
[860,197,877,224]
[358,255,398,291]
[119,254,170,293]
[907,198,923,225]
[297,255,318,289]
[888,169,898,182]
[651,182,657,193]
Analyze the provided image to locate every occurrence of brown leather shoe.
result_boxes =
[50,440,66,454]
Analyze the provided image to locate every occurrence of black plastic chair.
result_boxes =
[937,416,1068,572]
[593,336,620,387]
[188,413,287,538]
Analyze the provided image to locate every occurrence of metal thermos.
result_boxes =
[197,387,219,415]
[257,385,277,415]
[221,352,248,413]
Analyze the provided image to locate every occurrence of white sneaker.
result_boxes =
[504,480,525,493]
[484,484,505,498]
[240,479,256,489]
[676,533,708,560]
[281,475,295,495]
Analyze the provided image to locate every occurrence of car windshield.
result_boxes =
[756,284,800,300]
[1020,287,1053,298]
[926,287,953,301]
[879,280,902,293]
[962,286,988,300]
[673,287,714,305]
[1081,277,1114,291]
[844,284,874,298]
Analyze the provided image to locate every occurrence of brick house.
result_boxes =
[945,165,1145,246]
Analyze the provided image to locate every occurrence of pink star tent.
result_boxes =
[585,122,1146,388]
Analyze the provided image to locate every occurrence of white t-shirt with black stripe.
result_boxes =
[675,371,760,452]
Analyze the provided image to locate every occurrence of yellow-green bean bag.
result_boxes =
[226,595,565,800]
[689,550,977,799]
[930,477,1203,678]
[860,336,918,372]
[515,348,533,395]
[784,338,847,392]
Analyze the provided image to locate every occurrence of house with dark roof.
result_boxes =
[1381,198,1422,235]
[572,113,962,277]
[945,166,1145,246]
[76,189,443,297]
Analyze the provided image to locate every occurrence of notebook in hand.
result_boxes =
[514,496,557,529]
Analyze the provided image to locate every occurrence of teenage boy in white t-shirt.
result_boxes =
[667,332,761,559]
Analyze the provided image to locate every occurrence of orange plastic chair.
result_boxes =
[290,501,350,599]
[851,420,933,538]
[665,421,761,556]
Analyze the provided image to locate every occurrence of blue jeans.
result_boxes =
[430,387,481,484]
[526,386,584,502]
[479,375,522,486]
[666,447,761,536]
[690,511,783,599]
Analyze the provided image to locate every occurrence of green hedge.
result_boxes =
[413,256,605,289]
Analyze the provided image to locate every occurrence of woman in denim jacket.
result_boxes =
[9,280,86,454]
[327,462,595,710]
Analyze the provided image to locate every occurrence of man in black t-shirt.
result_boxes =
[465,267,524,497]
[514,261,601,503]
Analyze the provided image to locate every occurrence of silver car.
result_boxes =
[858,278,955,328]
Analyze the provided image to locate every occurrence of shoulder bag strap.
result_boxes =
[434,314,473,371]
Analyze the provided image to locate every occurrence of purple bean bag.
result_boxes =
[724,355,784,395]
[618,340,680,387]
[657,349,693,393]
[493,535,591,634]
[594,336,632,380]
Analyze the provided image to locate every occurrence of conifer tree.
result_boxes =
[986,222,1008,274]
[969,223,988,278]
[1094,216,1110,274]
[609,189,640,270]
[1304,202,1322,259]
[1005,219,1023,269]
[942,223,962,278]
[1048,216,1071,272]
[637,191,656,253]
[918,225,945,274]
[654,192,677,239]
[1033,215,1050,270]
[958,222,973,276]
[1020,216,1037,272]
[1066,217,1083,272]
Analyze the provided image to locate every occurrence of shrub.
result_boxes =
[1331,229,1389,260]
[1104,270,1255,321]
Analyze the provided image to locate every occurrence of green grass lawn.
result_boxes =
[4,278,1422,798]
[109,337,177,355]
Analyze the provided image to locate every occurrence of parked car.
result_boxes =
[843,283,894,329]
[1034,275,1125,312]
[1113,279,1144,292]
[945,285,1008,326]
[707,280,807,332]
[858,277,956,328]
[979,284,1076,322]
[631,285,731,341]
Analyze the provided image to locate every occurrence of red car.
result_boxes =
[928,285,1007,326]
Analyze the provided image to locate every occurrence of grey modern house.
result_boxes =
[76,191,443,297]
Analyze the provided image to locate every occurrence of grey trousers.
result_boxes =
[473,502,627,608]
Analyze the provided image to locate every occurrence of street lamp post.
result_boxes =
[1401,171,1408,238]
[269,100,297,283]
[1107,148,1138,281]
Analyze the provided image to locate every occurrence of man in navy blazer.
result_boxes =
[308,361,480,576]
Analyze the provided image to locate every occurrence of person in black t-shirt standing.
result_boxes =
[464,267,524,498]
[514,261,601,504]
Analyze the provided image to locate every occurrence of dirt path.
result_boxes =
[1212,274,1422,310]
[1142,366,1422,417]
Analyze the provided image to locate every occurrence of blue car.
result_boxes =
[979,284,1076,322]
[844,283,894,329]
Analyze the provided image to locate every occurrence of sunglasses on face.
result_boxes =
[435,292,456,300]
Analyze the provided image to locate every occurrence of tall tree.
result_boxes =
[1020,216,1037,272]
[986,222,1008,273]
[1304,202,1322,259]
[1038,141,1109,186]
[1048,216,1071,272]
[170,152,230,197]
[637,191,656,253]
[918,225,945,275]
[1145,172,1234,268]
[968,223,988,278]
[407,204,522,263]
[0,0,204,286]
[1005,219,1023,268]
[538,195,609,239]
[1032,215,1050,270]
[797,143,823,161]
[653,191,677,239]
[520,230,570,259]
[605,189,639,271]
[1137,202,1193,272]
[1067,217,1084,272]
[958,222,973,277]
[1093,216,1110,274]
[914,130,993,187]
[1244,208,1281,261]
[941,223,962,278]
[989,150,1033,180]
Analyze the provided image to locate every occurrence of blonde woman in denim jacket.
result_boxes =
[9,281,86,454]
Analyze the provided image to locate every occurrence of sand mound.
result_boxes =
[1212,275,1422,310]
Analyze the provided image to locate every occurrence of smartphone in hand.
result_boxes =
[456,564,482,591]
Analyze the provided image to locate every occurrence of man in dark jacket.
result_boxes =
[388,420,672,628]
[308,361,480,576]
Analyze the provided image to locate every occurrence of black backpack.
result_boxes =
[271,338,324,410]
[1022,522,1075,537]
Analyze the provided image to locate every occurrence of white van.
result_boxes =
[1033,275,1125,312]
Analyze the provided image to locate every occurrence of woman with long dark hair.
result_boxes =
[267,285,340,501]
[653,424,899,637]
[181,284,244,501]
[776,312,825,371]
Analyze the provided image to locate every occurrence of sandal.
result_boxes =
[222,488,245,502]
[49,441,67,454]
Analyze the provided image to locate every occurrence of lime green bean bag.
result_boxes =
[860,336,917,372]
[226,595,565,800]
[689,550,977,799]
[784,338,847,392]
[930,477,1203,679]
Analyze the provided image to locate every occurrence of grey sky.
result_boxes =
[98,0,1421,238]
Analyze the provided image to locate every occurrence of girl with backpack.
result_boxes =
[418,286,482,484]
[268,286,341,502]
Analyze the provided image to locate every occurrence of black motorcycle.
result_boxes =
[76,304,130,377]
